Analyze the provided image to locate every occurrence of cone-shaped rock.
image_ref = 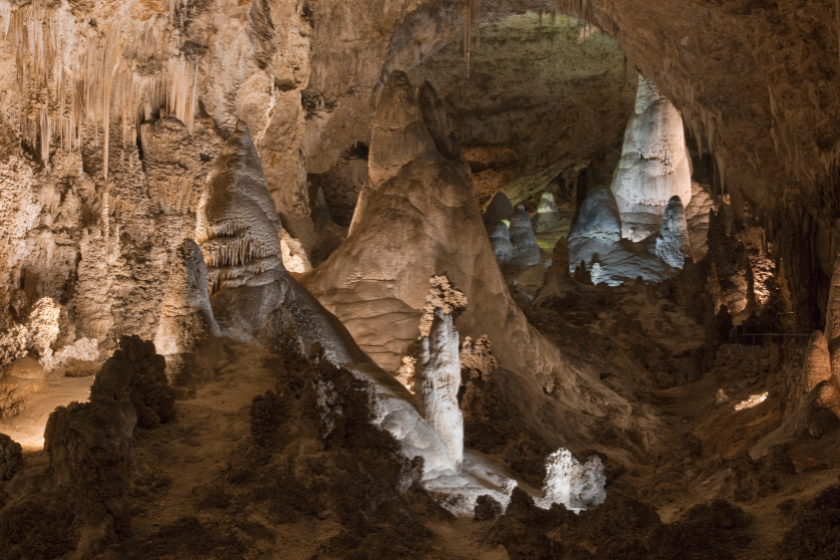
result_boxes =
[508,204,541,270]
[482,191,514,229]
[303,72,619,446]
[610,76,692,241]
[569,187,622,243]
[654,195,692,269]
[533,191,564,233]
[198,120,455,479]
[490,222,514,266]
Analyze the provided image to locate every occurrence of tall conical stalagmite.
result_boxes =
[303,72,629,447]
[610,76,692,241]
[198,120,456,479]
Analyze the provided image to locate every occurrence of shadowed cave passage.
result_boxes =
[1,1,840,559]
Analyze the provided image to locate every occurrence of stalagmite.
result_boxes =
[198,120,456,479]
[154,239,221,385]
[415,308,464,472]
[303,71,627,449]
[804,331,832,394]
[654,195,692,268]
[508,204,541,270]
[532,191,564,233]
[568,186,622,270]
[535,448,606,511]
[490,222,514,266]
[569,187,623,244]
[483,190,514,229]
[610,76,693,241]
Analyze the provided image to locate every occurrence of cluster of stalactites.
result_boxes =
[1,2,200,176]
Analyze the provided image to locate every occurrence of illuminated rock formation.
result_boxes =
[654,195,692,268]
[198,120,455,479]
[610,76,692,242]
[508,204,541,270]
[415,308,464,472]
[532,191,564,234]
[535,448,607,511]
[303,72,617,448]
[490,222,514,266]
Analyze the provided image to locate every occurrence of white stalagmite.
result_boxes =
[416,308,464,472]
[535,448,607,511]
[654,195,692,268]
[611,76,693,241]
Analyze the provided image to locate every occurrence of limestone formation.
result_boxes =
[415,308,464,472]
[826,254,840,381]
[508,204,541,270]
[654,195,692,269]
[483,191,515,229]
[154,239,221,385]
[610,76,692,242]
[303,72,623,450]
[804,331,832,394]
[544,237,571,284]
[532,191,564,233]
[198,119,456,479]
[490,222,514,267]
[534,448,607,511]
[91,336,176,430]
[568,187,622,244]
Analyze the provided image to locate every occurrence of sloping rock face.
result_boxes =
[303,72,623,445]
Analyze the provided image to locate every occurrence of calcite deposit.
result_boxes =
[1,0,840,557]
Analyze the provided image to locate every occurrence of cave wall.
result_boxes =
[0,0,838,336]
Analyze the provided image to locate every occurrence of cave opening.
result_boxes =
[0,1,839,558]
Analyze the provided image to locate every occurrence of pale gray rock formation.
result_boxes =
[303,72,625,450]
[532,191,564,233]
[654,196,692,269]
[416,308,464,472]
[568,187,675,285]
[490,222,514,266]
[154,239,221,385]
[569,187,622,244]
[534,448,606,511]
[508,204,541,270]
[198,119,456,479]
[482,191,515,229]
[610,76,693,242]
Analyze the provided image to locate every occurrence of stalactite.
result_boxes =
[4,2,198,171]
